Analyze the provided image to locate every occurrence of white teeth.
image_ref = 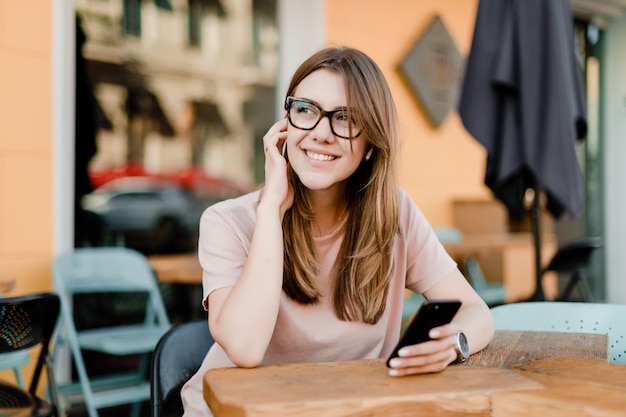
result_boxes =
[306,150,336,161]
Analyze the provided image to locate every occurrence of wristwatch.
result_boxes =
[452,331,470,364]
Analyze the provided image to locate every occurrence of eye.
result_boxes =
[294,101,318,115]
[333,109,356,125]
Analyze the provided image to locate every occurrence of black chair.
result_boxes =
[150,320,214,417]
[543,236,604,302]
[0,292,61,417]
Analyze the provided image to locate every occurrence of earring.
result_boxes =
[364,148,373,161]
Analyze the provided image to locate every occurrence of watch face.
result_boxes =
[458,331,470,358]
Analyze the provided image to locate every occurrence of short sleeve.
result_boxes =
[397,190,457,294]
[198,192,258,309]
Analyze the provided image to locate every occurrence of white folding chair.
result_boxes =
[52,247,172,417]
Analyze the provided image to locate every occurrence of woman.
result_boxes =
[181,46,494,416]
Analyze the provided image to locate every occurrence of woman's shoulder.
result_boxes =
[397,188,422,216]
[396,188,429,231]
[201,189,261,224]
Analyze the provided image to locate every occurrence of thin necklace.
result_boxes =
[314,205,348,238]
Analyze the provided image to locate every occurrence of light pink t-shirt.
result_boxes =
[181,189,456,416]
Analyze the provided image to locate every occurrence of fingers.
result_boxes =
[263,119,288,160]
[388,342,456,376]
[389,351,456,376]
[388,325,461,377]
[260,119,293,214]
[427,322,461,340]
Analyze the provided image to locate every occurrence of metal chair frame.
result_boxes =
[542,236,603,302]
[53,247,172,417]
[0,292,61,417]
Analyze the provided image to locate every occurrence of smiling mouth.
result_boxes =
[306,150,337,161]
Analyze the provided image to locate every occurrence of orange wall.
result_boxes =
[326,0,491,227]
[0,0,54,295]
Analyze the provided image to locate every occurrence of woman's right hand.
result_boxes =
[209,119,293,367]
[260,118,293,216]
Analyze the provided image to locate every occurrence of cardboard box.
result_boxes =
[452,199,508,235]
[508,208,554,236]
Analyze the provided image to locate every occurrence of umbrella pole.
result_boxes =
[529,181,545,301]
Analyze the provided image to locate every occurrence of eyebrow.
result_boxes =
[294,97,350,111]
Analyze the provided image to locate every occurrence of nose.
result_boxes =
[312,115,335,142]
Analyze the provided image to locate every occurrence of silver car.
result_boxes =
[82,176,209,253]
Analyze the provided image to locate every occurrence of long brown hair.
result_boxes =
[282,46,399,324]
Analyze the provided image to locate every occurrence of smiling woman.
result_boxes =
[179,46,494,417]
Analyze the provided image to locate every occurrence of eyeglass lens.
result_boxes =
[287,98,360,139]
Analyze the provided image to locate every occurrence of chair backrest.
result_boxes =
[463,255,489,290]
[544,236,603,273]
[0,292,60,394]
[53,247,170,328]
[434,227,463,243]
[491,301,626,364]
[151,320,214,417]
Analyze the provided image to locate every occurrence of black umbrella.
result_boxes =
[458,0,587,301]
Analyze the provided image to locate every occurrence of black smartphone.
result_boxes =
[281,140,288,162]
[386,299,462,367]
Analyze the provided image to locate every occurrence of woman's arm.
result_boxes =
[388,269,494,376]
[206,119,292,368]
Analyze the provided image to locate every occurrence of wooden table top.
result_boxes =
[465,329,607,368]
[440,232,557,252]
[204,331,618,417]
[492,356,626,416]
[148,253,202,284]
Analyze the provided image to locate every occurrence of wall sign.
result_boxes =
[398,15,462,128]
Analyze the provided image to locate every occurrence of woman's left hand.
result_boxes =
[387,323,461,376]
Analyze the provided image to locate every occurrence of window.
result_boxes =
[188,0,203,47]
[123,0,141,36]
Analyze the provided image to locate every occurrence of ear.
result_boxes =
[364,147,373,161]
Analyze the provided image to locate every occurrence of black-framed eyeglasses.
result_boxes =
[284,96,362,139]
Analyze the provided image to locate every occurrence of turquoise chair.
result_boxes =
[0,351,29,387]
[491,301,626,364]
[433,227,507,307]
[463,255,507,307]
[433,227,464,243]
[52,247,172,417]
[401,292,425,335]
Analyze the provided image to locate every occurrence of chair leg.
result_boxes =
[127,353,149,417]
[558,270,592,302]
[557,271,579,301]
[13,367,24,388]
[46,354,63,417]
[130,401,142,417]
[577,273,594,302]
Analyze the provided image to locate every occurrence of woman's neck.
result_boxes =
[308,188,348,238]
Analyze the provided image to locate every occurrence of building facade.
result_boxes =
[1,0,626,310]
